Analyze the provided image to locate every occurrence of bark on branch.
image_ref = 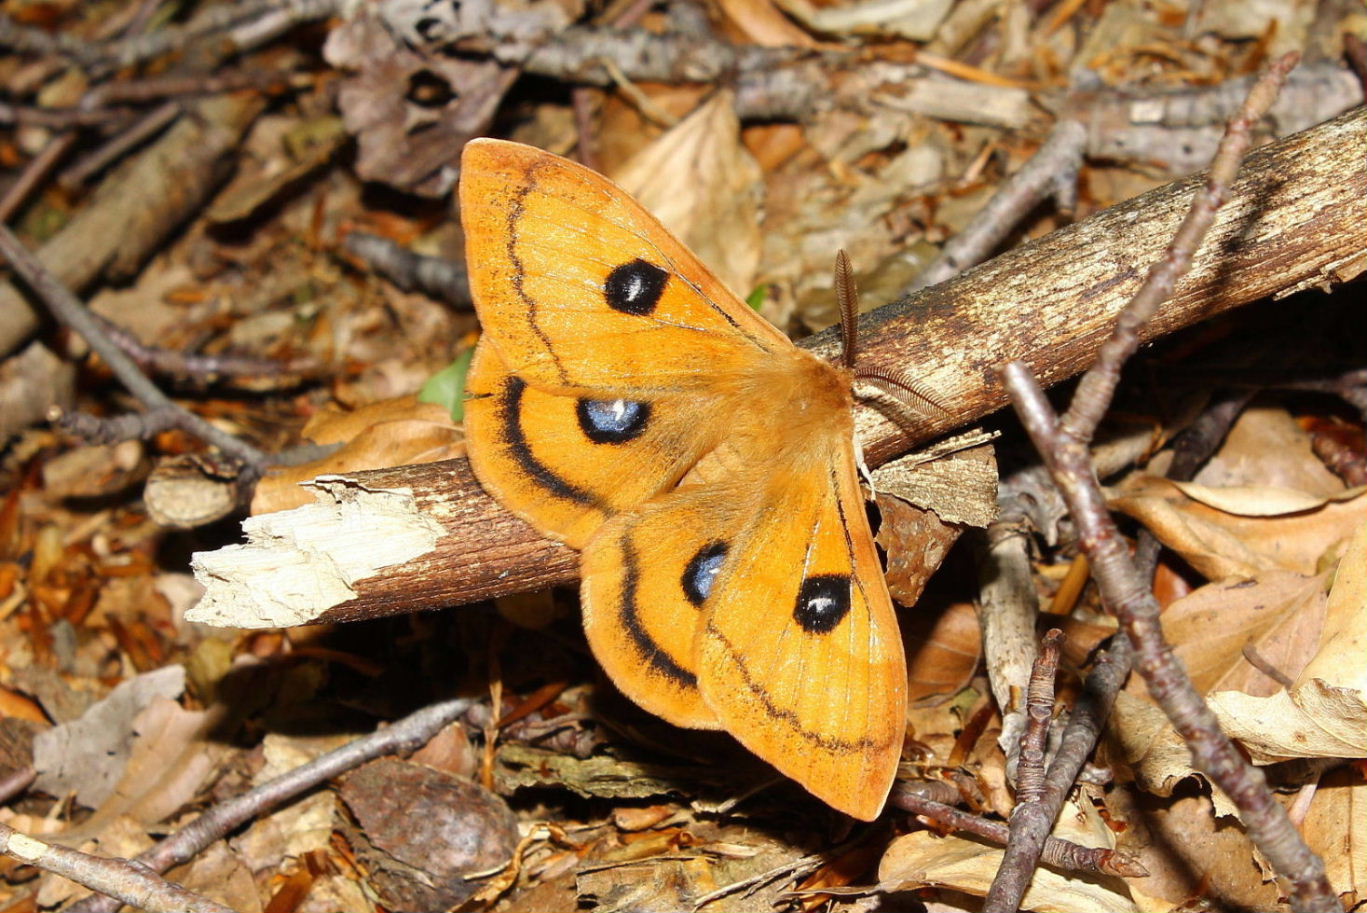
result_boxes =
[189,107,1366,630]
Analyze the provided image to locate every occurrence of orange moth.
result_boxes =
[459,139,906,820]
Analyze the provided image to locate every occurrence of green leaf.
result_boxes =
[419,347,475,422]
[745,285,768,312]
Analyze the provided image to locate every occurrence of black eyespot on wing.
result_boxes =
[682,542,729,607]
[793,574,852,634]
[576,398,651,444]
[605,259,669,315]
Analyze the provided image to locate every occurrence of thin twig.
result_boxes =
[994,52,1338,913]
[0,101,133,128]
[0,224,271,479]
[88,310,321,382]
[1000,389,1252,913]
[0,132,79,224]
[58,101,181,190]
[910,119,1088,291]
[343,232,472,310]
[0,12,104,63]
[94,0,342,73]
[1015,629,1064,805]
[65,697,474,913]
[0,823,233,913]
[1061,56,1299,440]
[889,787,1147,878]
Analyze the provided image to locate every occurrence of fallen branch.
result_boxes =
[910,120,1087,291]
[889,786,1146,879]
[0,823,233,913]
[189,105,1367,630]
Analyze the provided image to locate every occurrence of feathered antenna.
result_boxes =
[834,249,860,372]
[833,250,951,422]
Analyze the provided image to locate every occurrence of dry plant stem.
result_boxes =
[0,131,78,223]
[572,88,601,172]
[0,102,131,128]
[89,310,320,380]
[90,0,343,73]
[0,823,233,913]
[993,389,1251,913]
[66,697,474,913]
[994,53,1337,913]
[56,408,180,444]
[693,854,827,909]
[1064,56,1296,437]
[1280,368,1367,422]
[1015,629,1064,805]
[58,101,181,190]
[889,788,1146,878]
[56,410,336,468]
[976,520,1040,770]
[343,232,472,309]
[0,224,269,474]
[1002,367,1337,912]
[911,119,1088,291]
[0,12,100,61]
[88,68,295,105]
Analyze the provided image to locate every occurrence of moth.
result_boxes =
[459,138,907,819]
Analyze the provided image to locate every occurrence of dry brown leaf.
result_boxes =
[494,743,735,802]
[1108,477,1365,578]
[40,440,146,499]
[1139,570,1328,698]
[323,7,527,196]
[296,873,377,913]
[875,434,997,607]
[0,685,47,723]
[1299,764,1367,908]
[169,840,265,913]
[872,434,999,528]
[339,758,519,911]
[1208,520,1367,763]
[903,601,981,704]
[612,91,763,298]
[208,116,348,224]
[28,688,229,903]
[775,0,954,40]
[576,821,803,912]
[877,495,962,609]
[251,396,462,514]
[1193,405,1346,497]
[87,697,227,829]
[1112,521,1366,814]
[1108,788,1288,913]
[878,795,1135,912]
[32,664,185,808]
